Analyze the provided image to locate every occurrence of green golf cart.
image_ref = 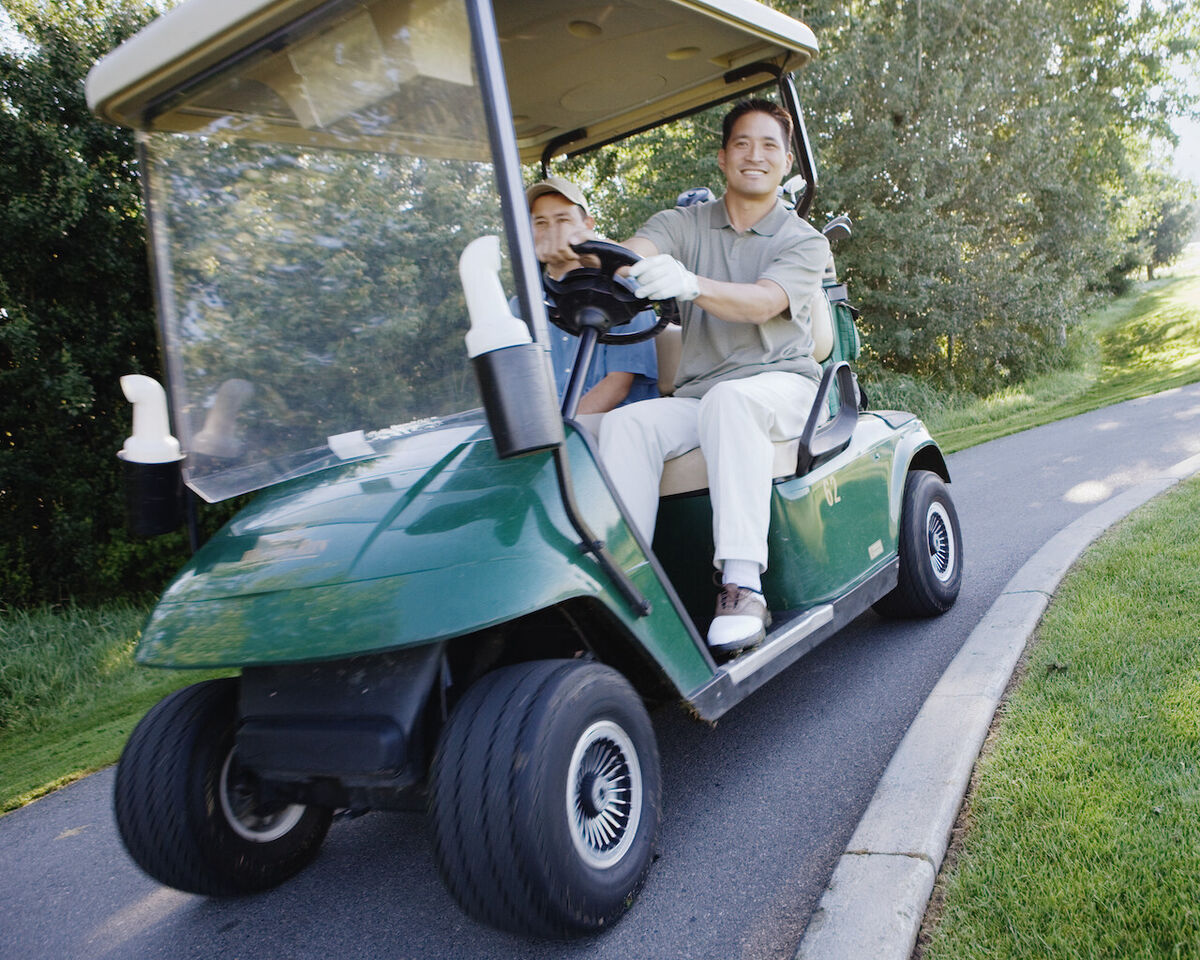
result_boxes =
[87,0,962,937]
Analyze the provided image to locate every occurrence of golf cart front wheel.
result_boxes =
[874,469,963,618]
[113,677,332,896]
[428,659,662,937]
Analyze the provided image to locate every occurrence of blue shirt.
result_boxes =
[511,294,659,407]
[548,308,659,406]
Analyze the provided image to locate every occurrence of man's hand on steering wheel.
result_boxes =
[628,254,701,302]
[536,226,601,274]
[541,240,679,345]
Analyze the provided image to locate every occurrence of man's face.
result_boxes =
[717,111,793,201]
[531,192,594,276]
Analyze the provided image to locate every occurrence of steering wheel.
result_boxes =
[542,240,679,345]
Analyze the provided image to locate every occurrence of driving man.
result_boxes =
[563,99,830,653]
[523,177,658,414]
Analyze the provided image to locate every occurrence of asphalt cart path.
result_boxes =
[4,384,1200,960]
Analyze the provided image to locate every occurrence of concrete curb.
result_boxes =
[795,451,1200,960]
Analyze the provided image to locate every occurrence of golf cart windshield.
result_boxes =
[93,0,819,502]
[141,0,499,502]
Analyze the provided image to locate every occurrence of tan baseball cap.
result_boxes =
[525,176,590,216]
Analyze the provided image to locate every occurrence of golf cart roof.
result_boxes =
[85,0,817,164]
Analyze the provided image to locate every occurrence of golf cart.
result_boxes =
[87,0,962,938]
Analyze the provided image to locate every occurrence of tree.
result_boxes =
[0,0,180,605]
[782,0,1199,395]
[1141,174,1199,279]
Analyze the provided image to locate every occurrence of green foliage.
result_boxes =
[0,0,193,605]
[925,248,1200,451]
[0,598,144,733]
[1141,182,1200,280]
[788,0,1200,395]
[541,0,1199,399]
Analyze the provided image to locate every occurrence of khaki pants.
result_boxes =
[597,371,819,571]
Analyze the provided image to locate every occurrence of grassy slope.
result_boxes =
[926,248,1200,452]
[0,603,228,812]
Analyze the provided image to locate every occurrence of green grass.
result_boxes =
[923,247,1200,452]
[919,476,1200,960]
[0,602,228,813]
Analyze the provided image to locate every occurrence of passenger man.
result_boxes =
[523,177,658,414]
[556,99,830,653]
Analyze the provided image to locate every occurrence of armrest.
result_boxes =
[795,362,858,476]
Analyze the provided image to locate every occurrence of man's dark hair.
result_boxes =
[721,98,793,148]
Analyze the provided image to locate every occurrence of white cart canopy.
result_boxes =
[87,0,817,164]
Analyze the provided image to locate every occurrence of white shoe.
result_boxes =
[707,584,771,652]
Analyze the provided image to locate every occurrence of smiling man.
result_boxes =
[586,98,831,654]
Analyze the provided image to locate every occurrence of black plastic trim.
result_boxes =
[796,362,859,476]
[540,127,588,175]
[238,716,406,780]
[471,344,563,458]
[237,645,445,786]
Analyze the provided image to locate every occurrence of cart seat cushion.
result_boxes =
[659,438,800,498]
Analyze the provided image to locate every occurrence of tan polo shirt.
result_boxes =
[634,198,829,399]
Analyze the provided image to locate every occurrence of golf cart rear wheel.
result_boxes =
[428,660,661,937]
[113,677,332,896]
[874,469,963,618]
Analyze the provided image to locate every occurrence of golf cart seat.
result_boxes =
[657,288,846,497]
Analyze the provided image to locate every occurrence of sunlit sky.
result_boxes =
[1175,116,1200,184]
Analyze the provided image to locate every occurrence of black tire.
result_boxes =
[428,660,662,937]
[874,469,963,618]
[113,677,332,896]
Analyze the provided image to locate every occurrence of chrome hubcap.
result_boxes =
[566,720,642,869]
[926,501,956,583]
[219,749,306,843]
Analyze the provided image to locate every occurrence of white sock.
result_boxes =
[720,559,761,593]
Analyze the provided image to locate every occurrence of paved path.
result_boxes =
[3,383,1199,960]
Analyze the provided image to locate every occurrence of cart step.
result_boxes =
[724,604,834,685]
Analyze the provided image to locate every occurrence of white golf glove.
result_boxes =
[629,254,701,302]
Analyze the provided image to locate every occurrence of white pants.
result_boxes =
[597,371,819,572]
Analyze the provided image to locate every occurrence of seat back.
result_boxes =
[655,323,683,397]
[810,290,835,363]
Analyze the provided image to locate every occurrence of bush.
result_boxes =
[0,2,192,605]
